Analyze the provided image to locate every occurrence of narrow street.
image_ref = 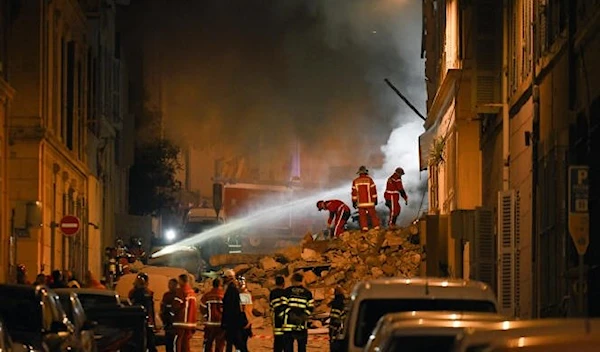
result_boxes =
[157,328,330,352]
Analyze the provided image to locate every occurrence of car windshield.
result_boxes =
[383,335,458,352]
[354,299,497,347]
[0,294,42,331]
[184,220,220,234]
[77,294,118,310]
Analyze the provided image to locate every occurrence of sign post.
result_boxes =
[568,166,589,316]
[59,215,81,237]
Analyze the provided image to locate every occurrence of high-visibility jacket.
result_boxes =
[329,296,346,330]
[352,174,378,207]
[384,173,407,201]
[173,284,198,329]
[269,287,286,335]
[160,290,177,329]
[200,287,224,326]
[129,287,156,328]
[282,285,314,331]
[323,200,351,226]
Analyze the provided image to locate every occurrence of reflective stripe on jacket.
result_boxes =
[352,174,378,207]
[282,285,314,331]
[173,284,198,329]
[200,287,224,326]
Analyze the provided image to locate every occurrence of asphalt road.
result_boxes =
[157,328,330,352]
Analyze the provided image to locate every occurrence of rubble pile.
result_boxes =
[198,227,424,329]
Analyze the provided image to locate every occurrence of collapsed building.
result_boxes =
[197,226,424,329]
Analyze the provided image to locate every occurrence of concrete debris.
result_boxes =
[199,227,423,330]
[259,257,280,271]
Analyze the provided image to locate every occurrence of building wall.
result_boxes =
[7,0,110,278]
[0,0,16,283]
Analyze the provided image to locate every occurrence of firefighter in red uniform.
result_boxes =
[351,166,380,232]
[200,278,226,352]
[316,200,351,238]
[173,274,198,352]
[384,167,409,228]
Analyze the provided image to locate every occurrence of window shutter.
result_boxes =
[472,0,503,112]
[471,207,495,289]
[498,190,518,317]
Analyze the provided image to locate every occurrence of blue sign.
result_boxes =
[569,166,589,214]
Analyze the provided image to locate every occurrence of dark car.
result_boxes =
[0,284,78,352]
[53,291,98,352]
[54,289,146,352]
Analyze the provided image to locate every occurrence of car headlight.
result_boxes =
[165,229,177,241]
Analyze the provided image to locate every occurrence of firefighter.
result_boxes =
[129,272,157,352]
[328,286,347,352]
[269,276,286,352]
[316,200,351,238]
[282,272,314,352]
[200,278,226,352]
[161,278,179,352]
[384,167,409,228]
[173,274,198,352]
[351,166,380,232]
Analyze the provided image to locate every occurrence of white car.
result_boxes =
[340,277,499,352]
[452,318,600,352]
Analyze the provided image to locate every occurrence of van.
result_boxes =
[340,277,498,352]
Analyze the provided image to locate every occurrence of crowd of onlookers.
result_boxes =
[16,264,106,290]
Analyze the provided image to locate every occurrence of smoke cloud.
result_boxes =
[122,0,427,220]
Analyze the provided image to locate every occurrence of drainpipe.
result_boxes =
[531,5,541,318]
[502,1,510,191]
[50,164,59,270]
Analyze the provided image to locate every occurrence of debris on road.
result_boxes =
[196,226,423,331]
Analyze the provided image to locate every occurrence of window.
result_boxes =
[354,299,497,347]
[0,294,42,331]
[66,41,75,150]
[383,335,457,352]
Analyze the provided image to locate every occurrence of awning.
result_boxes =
[418,117,440,171]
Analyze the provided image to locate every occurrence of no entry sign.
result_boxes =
[59,215,81,236]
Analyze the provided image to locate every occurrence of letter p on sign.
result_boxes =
[578,169,588,185]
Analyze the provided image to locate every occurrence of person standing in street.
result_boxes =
[316,200,351,238]
[384,167,408,228]
[269,276,286,352]
[328,287,347,352]
[221,270,250,352]
[161,278,179,352]
[282,272,314,352]
[173,274,198,352]
[351,165,380,232]
[129,272,157,352]
[200,278,226,352]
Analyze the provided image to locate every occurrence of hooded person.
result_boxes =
[384,167,409,228]
[221,270,249,352]
[351,166,381,232]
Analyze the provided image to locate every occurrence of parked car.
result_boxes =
[54,288,146,352]
[0,318,30,352]
[53,291,98,352]
[453,318,600,352]
[338,277,499,352]
[0,284,78,352]
[364,312,507,352]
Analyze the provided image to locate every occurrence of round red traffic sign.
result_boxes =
[59,215,81,236]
